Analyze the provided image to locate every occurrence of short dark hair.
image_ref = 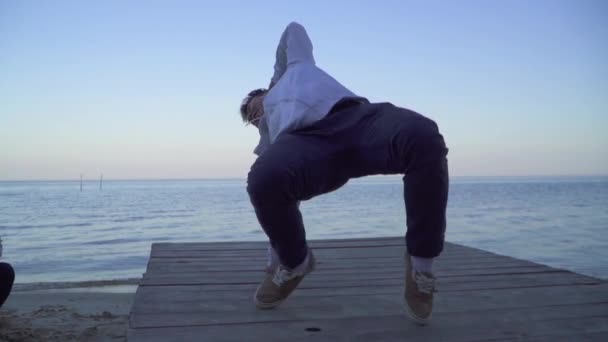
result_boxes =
[240,88,268,123]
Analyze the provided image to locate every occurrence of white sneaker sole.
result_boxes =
[254,291,284,309]
[254,280,287,310]
[404,298,431,326]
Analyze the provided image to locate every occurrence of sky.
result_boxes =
[1,0,607,180]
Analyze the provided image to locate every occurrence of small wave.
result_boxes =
[0,192,22,197]
[77,214,106,219]
[149,209,191,214]
[1,222,93,230]
[506,219,525,225]
[84,238,142,245]
[163,213,191,219]
[109,213,192,223]
[9,245,53,252]
[148,210,168,214]
[111,216,148,223]
[61,222,92,228]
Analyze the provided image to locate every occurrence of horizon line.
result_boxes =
[1,174,608,182]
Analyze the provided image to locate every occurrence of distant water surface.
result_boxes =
[0,176,606,283]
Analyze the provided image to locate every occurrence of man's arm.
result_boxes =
[269,22,315,88]
[253,117,271,156]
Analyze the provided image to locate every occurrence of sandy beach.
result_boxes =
[0,282,137,342]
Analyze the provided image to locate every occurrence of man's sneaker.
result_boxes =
[254,250,315,309]
[404,251,436,325]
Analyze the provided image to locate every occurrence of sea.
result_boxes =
[1,176,607,286]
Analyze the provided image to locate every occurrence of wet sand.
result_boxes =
[0,280,137,342]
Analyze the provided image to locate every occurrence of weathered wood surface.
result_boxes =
[128,237,608,341]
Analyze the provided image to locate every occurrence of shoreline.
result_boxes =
[13,278,141,293]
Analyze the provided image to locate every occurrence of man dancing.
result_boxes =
[240,22,448,325]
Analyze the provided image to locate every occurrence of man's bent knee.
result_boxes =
[394,115,448,172]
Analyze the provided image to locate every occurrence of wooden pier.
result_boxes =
[128,237,608,341]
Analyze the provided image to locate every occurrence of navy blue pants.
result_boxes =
[0,262,14,308]
[247,102,449,268]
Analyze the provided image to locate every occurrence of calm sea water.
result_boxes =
[1,176,607,283]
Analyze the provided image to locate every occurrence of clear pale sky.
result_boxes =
[1,0,607,180]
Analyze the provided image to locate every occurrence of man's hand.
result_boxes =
[246,94,265,127]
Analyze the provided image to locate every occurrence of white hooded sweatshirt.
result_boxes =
[254,22,365,155]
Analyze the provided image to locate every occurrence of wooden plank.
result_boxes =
[144,255,539,271]
[149,242,475,255]
[150,236,410,252]
[142,266,567,283]
[135,280,604,295]
[138,279,600,295]
[497,331,608,341]
[140,269,599,287]
[150,243,498,259]
[132,283,608,309]
[128,304,608,342]
[130,283,608,318]
[151,247,505,261]
[148,251,503,262]
[149,248,498,260]
[143,265,553,278]
[129,238,608,341]
[144,258,536,271]
[150,239,479,254]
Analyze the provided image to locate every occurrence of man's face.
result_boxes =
[246,94,265,127]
